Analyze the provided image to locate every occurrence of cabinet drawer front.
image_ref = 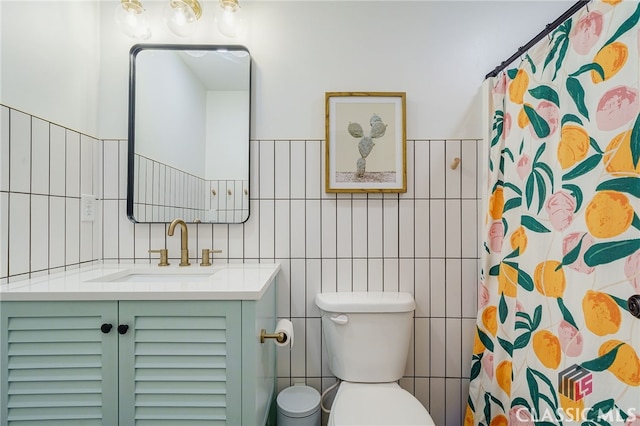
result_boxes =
[118,301,241,425]
[1,302,118,426]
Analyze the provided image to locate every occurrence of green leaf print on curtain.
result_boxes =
[466,2,640,425]
[567,77,591,120]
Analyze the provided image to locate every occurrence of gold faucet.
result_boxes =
[168,218,190,266]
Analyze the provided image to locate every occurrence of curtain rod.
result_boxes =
[485,0,591,79]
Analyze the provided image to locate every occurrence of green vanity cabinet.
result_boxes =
[0,301,120,425]
[1,283,278,426]
[117,301,243,425]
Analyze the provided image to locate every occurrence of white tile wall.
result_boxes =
[0,193,8,280]
[31,195,49,272]
[49,124,66,197]
[0,106,101,281]
[31,118,49,195]
[9,193,29,276]
[131,153,248,223]
[0,105,482,425]
[0,108,9,193]
[66,130,80,198]
[9,110,30,194]
[49,196,66,270]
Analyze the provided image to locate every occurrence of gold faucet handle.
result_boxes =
[149,249,169,267]
[200,248,223,267]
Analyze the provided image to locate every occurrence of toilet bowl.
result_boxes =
[328,382,435,426]
[315,292,435,426]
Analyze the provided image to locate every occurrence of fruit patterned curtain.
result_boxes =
[466,1,640,425]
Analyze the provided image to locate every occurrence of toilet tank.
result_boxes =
[315,292,415,383]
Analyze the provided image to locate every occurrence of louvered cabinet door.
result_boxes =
[117,301,242,426]
[0,301,119,426]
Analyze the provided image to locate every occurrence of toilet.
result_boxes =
[315,291,435,426]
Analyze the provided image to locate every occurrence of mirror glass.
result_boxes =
[127,44,251,224]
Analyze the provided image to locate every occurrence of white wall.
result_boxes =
[0,1,101,136]
[206,91,249,180]
[96,0,575,140]
[136,50,206,176]
[1,1,575,140]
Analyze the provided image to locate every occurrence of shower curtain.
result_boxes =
[467,1,640,425]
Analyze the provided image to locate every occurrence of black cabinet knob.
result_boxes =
[101,323,113,334]
[628,295,640,319]
[117,324,129,335]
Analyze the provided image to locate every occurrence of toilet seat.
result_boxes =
[328,382,435,426]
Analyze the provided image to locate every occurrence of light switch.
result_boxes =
[81,194,95,222]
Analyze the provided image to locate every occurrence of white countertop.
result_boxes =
[0,262,281,301]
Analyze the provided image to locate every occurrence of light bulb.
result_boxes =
[115,0,151,40]
[164,0,202,38]
[216,0,243,38]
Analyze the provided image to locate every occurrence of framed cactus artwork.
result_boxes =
[325,92,406,192]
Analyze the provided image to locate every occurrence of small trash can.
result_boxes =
[277,385,321,426]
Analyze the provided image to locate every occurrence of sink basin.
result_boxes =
[105,273,215,283]
[88,268,221,283]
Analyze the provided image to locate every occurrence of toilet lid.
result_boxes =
[329,382,435,426]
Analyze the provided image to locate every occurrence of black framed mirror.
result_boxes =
[127,44,251,224]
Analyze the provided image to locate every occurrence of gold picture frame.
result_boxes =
[325,92,407,193]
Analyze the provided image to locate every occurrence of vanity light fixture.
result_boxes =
[164,0,203,37]
[115,0,152,40]
[116,0,243,40]
[216,0,243,38]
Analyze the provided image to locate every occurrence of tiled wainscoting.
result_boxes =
[132,153,249,223]
[0,106,102,279]
[1,104,481,425]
